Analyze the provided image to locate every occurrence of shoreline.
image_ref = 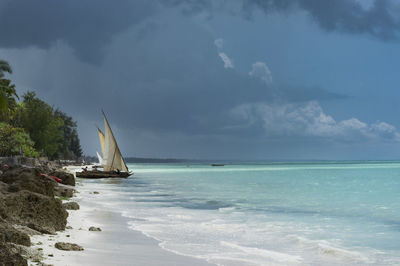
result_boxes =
[28,166,214,266]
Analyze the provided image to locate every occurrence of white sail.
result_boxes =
[102,112,129,172]
[96,150,104,165]
[98,128,105,159]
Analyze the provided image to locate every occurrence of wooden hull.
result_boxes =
[75,170,131,179]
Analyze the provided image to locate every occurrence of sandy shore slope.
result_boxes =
[28,167,213,266]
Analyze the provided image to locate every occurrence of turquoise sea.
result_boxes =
[85,162,400,265]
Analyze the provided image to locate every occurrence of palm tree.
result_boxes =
[0,60,12,78]
[0,60,16,112]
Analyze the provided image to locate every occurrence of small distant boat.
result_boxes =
[211,163,225,167]
[76,111,132,179]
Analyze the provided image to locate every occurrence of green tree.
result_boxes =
[0,60,18,113]
[0,60,12,78]
[0,60,83,160]
[54,109,83,159]
[20,91,63,158]
[0,122,38,157]
[0,79,19,122]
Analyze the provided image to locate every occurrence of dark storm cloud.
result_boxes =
[283,0,399,40]
[2,0,389,159]
[0,0,156,63]
[9,13,340,139]
[1,0,399,65]
[168,0,400,41]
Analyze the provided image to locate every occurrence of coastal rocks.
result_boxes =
[49,171,75,186]
[63,202,80,210]
[0,242,27,266]
[0,165,75,266]
[0,221,31,246]
[11,243,43,263]
[55,242,84,251]
[88,226,101,231]
[2,190,68,234]
[54,185,74,198]
[13,225,42,236]
[0,166,56,197]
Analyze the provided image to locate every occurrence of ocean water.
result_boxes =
[83,162,400,266]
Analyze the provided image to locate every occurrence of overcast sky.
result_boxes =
[2,0,400,160]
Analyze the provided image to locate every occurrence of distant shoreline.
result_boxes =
[124,158,400,165]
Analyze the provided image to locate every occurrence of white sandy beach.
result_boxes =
[28,167,213,266]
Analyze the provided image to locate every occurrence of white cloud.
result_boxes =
[230,101,400,141]
[249,62,272,84]
[214,38,224,49]
[214,38,234,69]
[218,52,234,68]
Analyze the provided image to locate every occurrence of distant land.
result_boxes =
[125,157,189,163]
[82,156,400,165]
[81,156,190,164]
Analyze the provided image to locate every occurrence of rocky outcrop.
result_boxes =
[88,226,101,231]
[0,165,73,265]
[54,185,75,198]
[0,220,30,246]
[0,242,27,266]
[10,243,43,263]
[13,225,42,236]
[63,202,80,210]
[49,171,75,186]
[0,167,56,197]
[2,190,68,234]
[55,242,84,251]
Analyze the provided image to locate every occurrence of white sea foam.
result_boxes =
[288,235,372,263]
[81,162,400,265]
[220,241,303,264]
[123,204,373,266]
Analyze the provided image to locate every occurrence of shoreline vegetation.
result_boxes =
[0,60,82,161]
[0,60,86,265]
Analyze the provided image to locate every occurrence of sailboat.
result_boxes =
[76,111,132,178]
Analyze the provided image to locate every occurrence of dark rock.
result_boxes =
[49,171,75,186]
[0,242,27,266]
[55,242,84,251]
[1,190,68,234]
[0,167,56,197]
[66,226,72,230]
[0,166,76,264]
[13,225,42,236]
[88,226,101,232]
[10,243,42,263]
[54,186,74,198]
[93,191,99,194]
[63,202,80,210]
[0,181,7,192]
[0,221,30,246]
